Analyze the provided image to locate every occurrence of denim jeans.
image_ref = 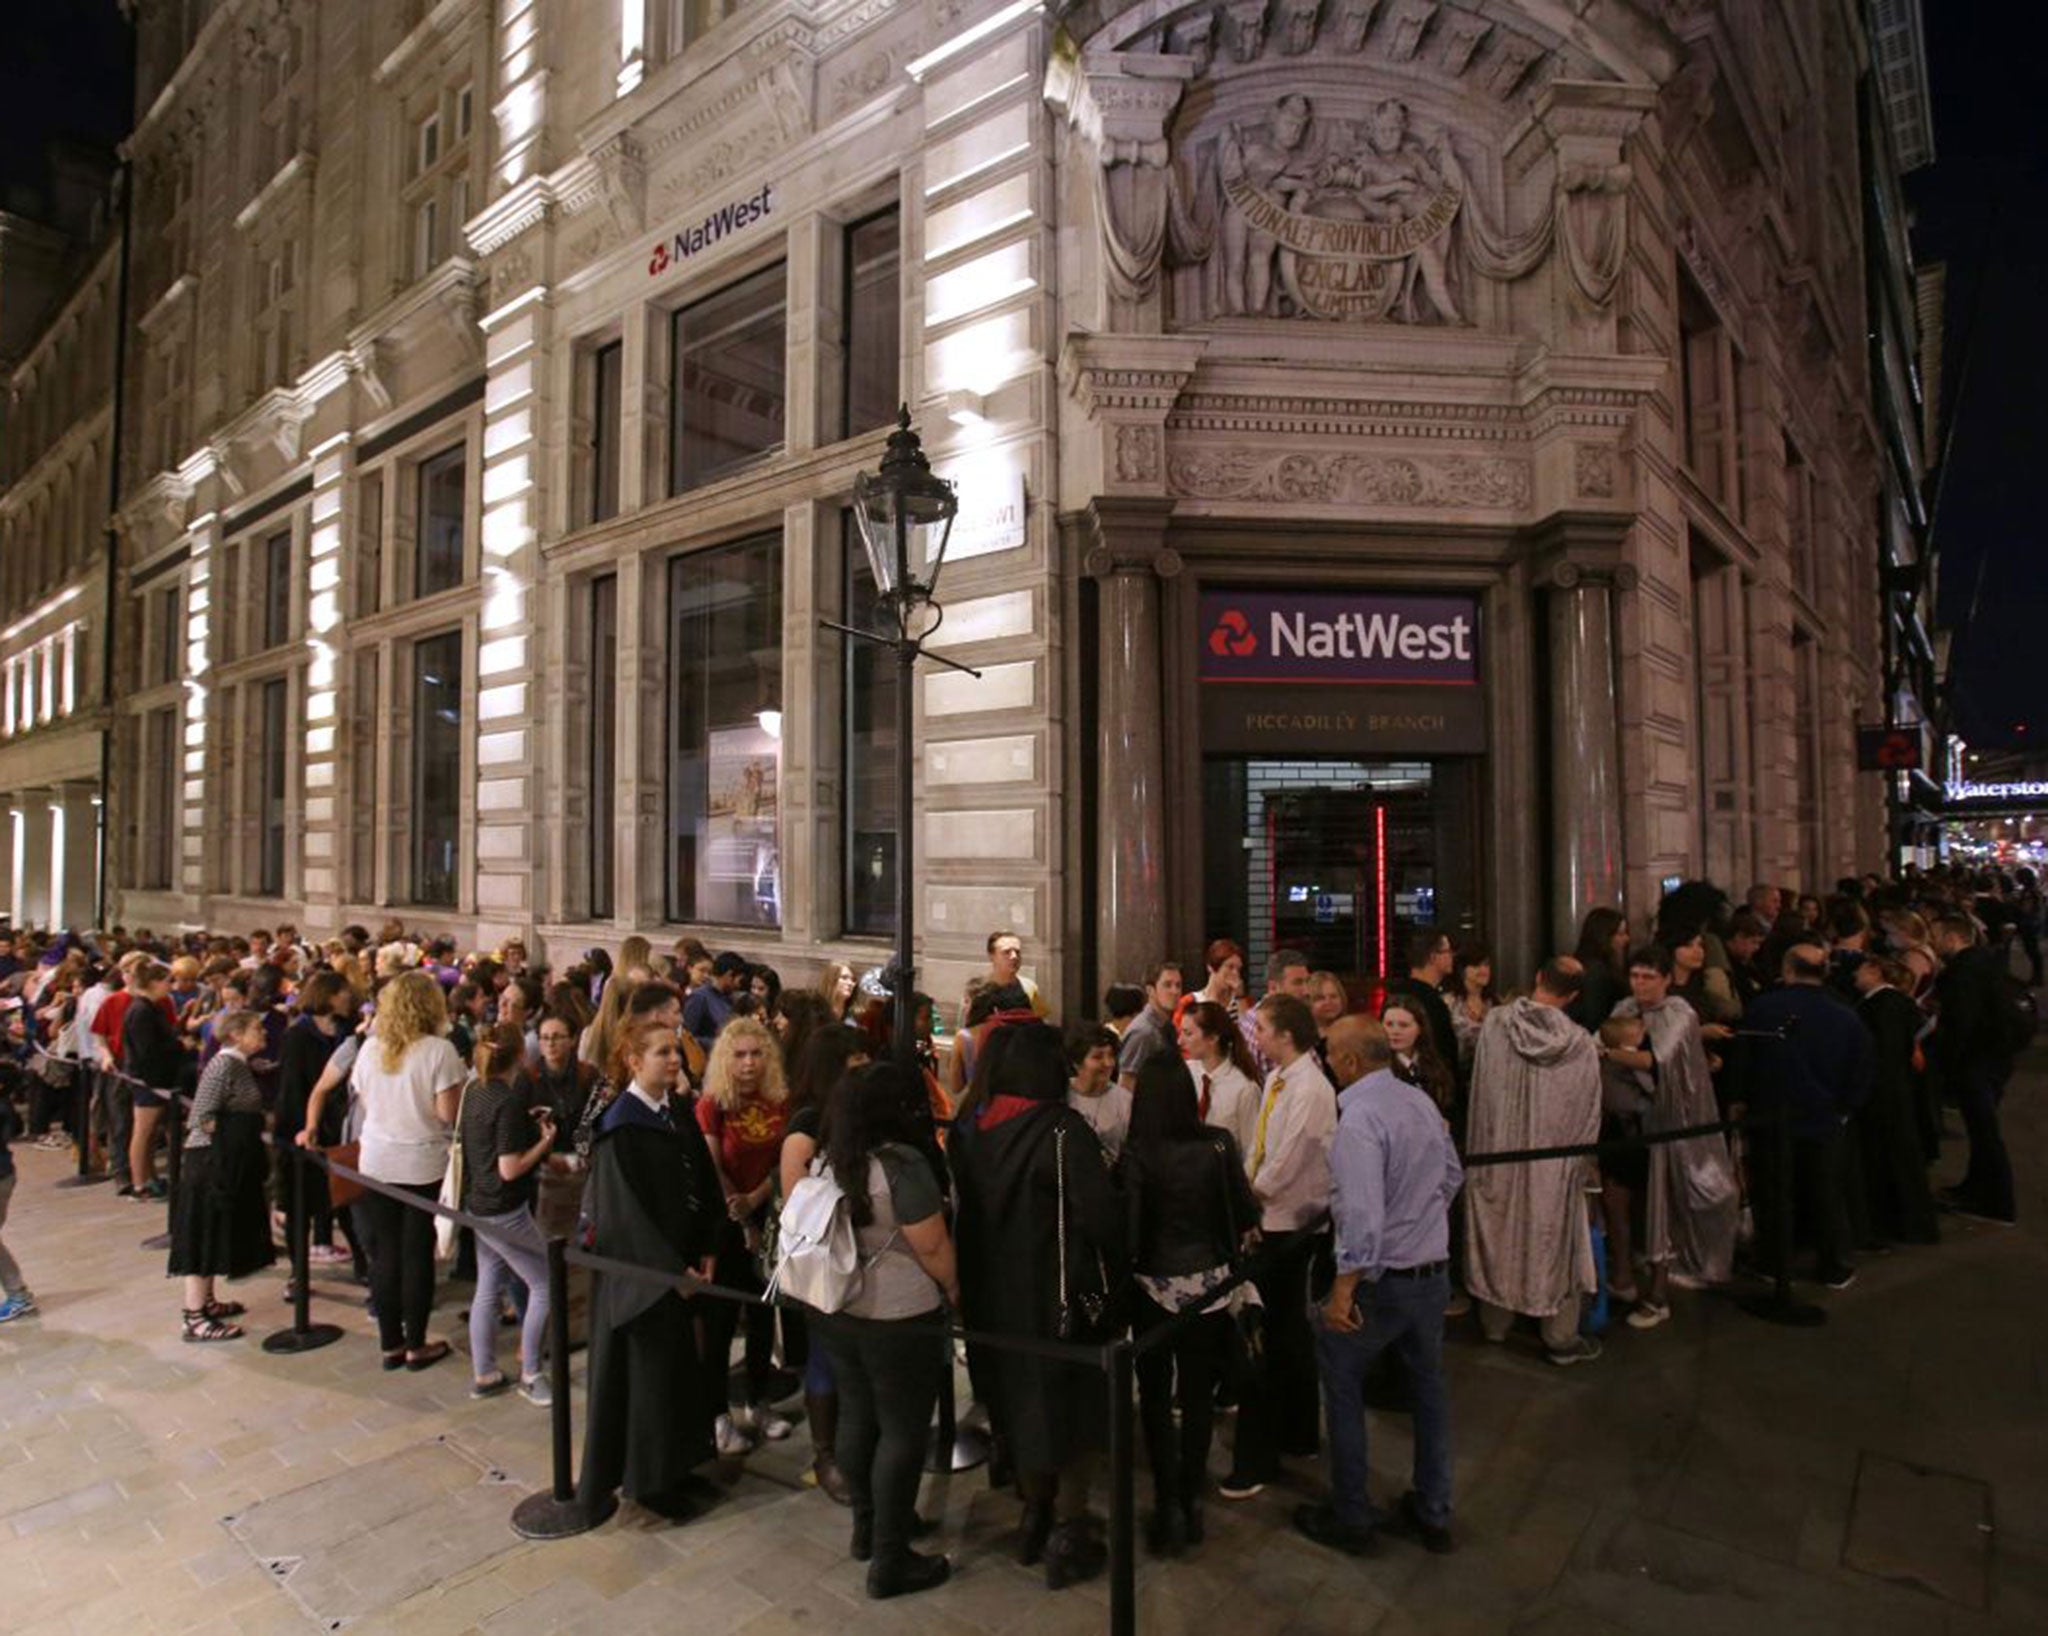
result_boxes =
[815,1312,945,1561]
[1314,1268,1453,1531]
[469,1205,550,1381]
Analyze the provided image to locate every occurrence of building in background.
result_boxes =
[0,144,119,931]
[60,0,1931,1011]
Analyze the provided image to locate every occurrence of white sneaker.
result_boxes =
[1624,1300,1671,1330]
[714,1413,754,1457]
[736,1402,793,1441]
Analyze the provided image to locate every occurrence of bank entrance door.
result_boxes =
[1200,757,1479,1001]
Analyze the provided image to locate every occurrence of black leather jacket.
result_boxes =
[1124,1130,1259,1278]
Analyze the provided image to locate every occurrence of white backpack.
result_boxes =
[770,1160,892,1314]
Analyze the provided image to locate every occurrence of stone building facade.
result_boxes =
[0,154,121,933]
[84,0,1928,1012]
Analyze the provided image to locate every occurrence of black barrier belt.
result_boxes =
[1462,1109,1770,1168]
[305,1146,1116,1370]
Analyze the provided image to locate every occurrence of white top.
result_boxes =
[74,982,111,1067]
[356,1034,466,1185]
[1067,1081,1134,1159]
[1188,1058,1259,1158]
[1248,1050,1338,1233]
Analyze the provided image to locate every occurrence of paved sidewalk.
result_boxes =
[4,1056,2047,1636]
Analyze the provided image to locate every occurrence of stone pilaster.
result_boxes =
[56,781,98,930]
[183,511,222,902]
[14,795,52,930]
[299,434,352,933]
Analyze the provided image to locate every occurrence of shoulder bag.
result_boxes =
[1054,1124,1119,1343]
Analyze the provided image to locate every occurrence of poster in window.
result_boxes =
[704,722,780,924]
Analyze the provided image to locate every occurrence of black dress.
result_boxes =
[950,1097,1125,1475]
[575,1090,724,1515]
[168,1055,276,1281]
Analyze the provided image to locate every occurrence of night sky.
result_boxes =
[1909,5,2048,752]
[0,5,2037,748]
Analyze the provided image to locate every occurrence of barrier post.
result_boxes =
[55,1066,107,1188]
[261,1146,344,1354]
[1736,1107,1826,1329]
[139,1087,179,1252]
[1106,1338,1136,1636]
[924,1334,990,1475]
[511,1235,616,1538]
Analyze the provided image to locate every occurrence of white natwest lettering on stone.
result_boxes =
[1269,610,1473,662]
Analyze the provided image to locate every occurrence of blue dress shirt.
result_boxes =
[1329,1068,1464,1279]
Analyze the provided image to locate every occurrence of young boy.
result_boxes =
[1594,1014,1653,1308]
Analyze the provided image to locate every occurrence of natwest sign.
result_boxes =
[646,183,775,279]
[1199,591,1479,685]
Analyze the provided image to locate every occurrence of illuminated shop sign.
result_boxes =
[1199,591,1479,685]
[1946,780,2048,804]
[645,184,775,278]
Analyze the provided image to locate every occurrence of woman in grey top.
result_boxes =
[811,1062,958,1602]
[167,1010,276,1341]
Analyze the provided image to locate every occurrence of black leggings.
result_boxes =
[817,1312,945,1560]
[357,1181,439,1351]
[1134,1294,1232,1506]
[700,1217,775,1409]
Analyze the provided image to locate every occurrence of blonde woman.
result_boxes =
[818,961,858,1025]
[344,970,465,1371]
[580,972,636,1069]
[696,1014,793,1451]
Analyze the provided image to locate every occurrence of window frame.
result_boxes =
[413,442,468,602]
[667,257,790,496]
[841,203,903,442]
[410,628,464,908]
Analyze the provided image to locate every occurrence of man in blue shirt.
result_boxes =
[683,951,747,1055]
[1296,1014,1463,1557]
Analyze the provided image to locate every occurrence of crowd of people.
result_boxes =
[0,862,2031,1598]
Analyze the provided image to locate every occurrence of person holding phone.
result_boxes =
[460,1022,561,1404]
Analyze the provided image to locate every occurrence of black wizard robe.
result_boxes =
[1856,985,1940,1245]
[574,1089,723,1515]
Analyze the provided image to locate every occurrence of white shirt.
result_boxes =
[74,982,111,1067]
[356,1034,465,1185]
[1248,1049,1338,1232]
[1188,1057,1258,1157]
[1067,1081,1133,1159]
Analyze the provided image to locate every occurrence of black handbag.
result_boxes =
[1054,1126,1119,1343]
[1213,1136,1264,1364]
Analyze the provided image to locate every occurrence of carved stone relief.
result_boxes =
[1573,442,1619,499]
[1168,447,1532,508]
[1113,424,1162,484]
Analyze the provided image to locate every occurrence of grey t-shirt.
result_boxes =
[839,1142,945,1321]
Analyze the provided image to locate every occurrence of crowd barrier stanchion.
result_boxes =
[512,1235,615,1537]
[1735,1100,1826,1328]
[924,1338,990,1475]
[1105,1338,1137,1636]
[53,1061,107,1189]
[138,1084,182,1253]
[261,1146,344,1355]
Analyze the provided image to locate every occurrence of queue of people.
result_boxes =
[0,862,2029,1598]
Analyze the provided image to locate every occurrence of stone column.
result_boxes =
[58,783,98,930]
[1085,499,1177,984]
[1546,559,1633,945]
[16,795,52,931]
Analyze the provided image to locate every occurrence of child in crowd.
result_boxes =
[1595,1014,1653,1308]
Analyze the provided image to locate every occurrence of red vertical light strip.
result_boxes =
[1374,803,1388,979]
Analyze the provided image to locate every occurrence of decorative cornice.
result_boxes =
[373,0,483,88]
[233,150,316,235]
[1059,333,1209,416]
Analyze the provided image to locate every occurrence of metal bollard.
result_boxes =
[55,1066,107,1188]
[261,1146,344,1354]
[1106,1340,1136,1636]
[139,1087,180,1252]
[511,1236,616,1538]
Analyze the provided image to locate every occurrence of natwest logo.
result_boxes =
[646,183,775,280]
[1208,608,1257,657]
[1198,590,1479,686]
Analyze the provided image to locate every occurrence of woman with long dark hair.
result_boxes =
[1569,907,1631,1032]
[1381,997,1455,1114]
[813,1062,959,1599]
[779,1026,874,1505]
[950,1021,1126,1590]
[1448,944,1498,1071]
[1124,1055,1258,1556]
[1175,1000,1260,1156]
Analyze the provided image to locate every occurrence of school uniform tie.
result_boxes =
[1250,1071,1285,1178]
[1199,1073,1213,1123]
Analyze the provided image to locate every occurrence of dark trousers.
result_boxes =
[816,1312,945,1561]
[1134,1293,1231,1507]
[1955,1062,2017,1220]
[1229,1230,1322,1481]
[1751,1124,1851,1280]
[700,1217,775,1409]
[356,1181,439,1350]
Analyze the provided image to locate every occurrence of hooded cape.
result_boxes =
[1462,998,1601,1316]
[1615,996,1739,1282]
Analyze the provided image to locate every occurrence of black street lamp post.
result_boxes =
[831,407,976,1070]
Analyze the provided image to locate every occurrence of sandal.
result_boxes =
[404,1340,452,1372]
[182,1309,243,1344]
[204,1299,247,1320]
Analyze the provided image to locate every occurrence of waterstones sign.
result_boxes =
[646,184,775,278]
[1198,589,1484,754]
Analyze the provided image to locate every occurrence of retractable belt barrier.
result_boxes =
[15,1014,1819,1636]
